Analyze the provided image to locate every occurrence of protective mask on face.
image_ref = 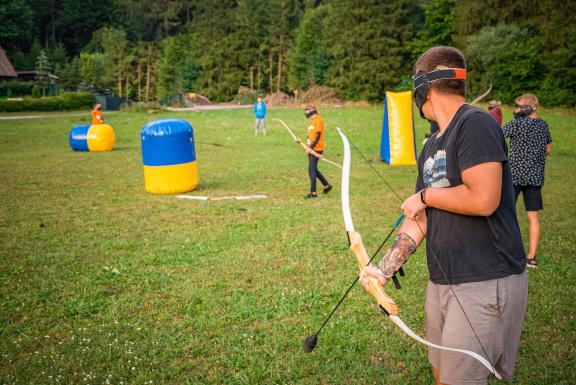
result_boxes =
[304,109,317,118]
[412,68,467,119]
[513,104,535,118]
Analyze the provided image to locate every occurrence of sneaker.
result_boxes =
[305,193,318,199]
[526,257,539,269]
[323,185,333,194]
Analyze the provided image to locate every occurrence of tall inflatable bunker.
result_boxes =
[141,118,198,194]
[380,91,417,166]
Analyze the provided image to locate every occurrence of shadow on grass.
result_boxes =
[111,146,139,151]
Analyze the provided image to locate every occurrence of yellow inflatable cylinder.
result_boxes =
[87,124,115,152]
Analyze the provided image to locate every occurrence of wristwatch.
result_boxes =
[420,188,428,206]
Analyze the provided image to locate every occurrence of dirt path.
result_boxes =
[0,112,95,121]
[0,104,252,121]
[165,104,251,112]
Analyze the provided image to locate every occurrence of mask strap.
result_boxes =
[425,68,467,82]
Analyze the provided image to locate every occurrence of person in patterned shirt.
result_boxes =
[502,93,552,268]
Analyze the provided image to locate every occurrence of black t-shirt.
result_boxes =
[416,105,526,284]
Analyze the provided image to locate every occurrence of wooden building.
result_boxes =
[0,46,17,82]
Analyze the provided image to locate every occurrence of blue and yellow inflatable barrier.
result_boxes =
[141,118,198,194]
[69,124,116,152]
[380,91,417,166]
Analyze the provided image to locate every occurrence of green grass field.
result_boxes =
[1,105,574,385]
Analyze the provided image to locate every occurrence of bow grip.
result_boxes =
[348,231,399,316]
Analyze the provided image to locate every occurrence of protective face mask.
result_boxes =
[412,68,467,120]
[513,104,535,118]
[412,73,429,119]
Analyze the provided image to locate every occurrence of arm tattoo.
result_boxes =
[377,233,417,279]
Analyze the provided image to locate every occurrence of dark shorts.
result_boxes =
[514,185,543,211]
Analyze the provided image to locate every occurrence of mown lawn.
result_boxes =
[0,105,574,385]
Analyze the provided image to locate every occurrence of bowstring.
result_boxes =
[345,131,498,375]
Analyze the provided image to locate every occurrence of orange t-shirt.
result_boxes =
[306,115,325,152]
[91,109,103,125]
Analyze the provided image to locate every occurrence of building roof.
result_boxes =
[0,46,17,78]
[17,71,60,81]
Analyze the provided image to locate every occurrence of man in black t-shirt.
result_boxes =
[360,47,527,385]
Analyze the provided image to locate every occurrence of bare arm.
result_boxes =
[546,144,551,156]
[360,211,427,287]
[398,210,427,246]
[425,162,502,216]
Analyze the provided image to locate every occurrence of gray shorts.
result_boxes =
[425,271,528,385]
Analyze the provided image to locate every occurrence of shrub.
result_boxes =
[0,81,36,98]
[121,102,164,113]
[31,85,41,98]
[234,86,258,105]
[466,24,540,103]
[0,92,94,112]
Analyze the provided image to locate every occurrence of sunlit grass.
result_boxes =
[0,105,574,384]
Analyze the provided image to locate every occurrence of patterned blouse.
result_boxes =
[502,117,552,186]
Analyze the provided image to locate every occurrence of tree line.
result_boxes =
[1,0,574,106]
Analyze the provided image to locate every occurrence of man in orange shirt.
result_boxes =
[304,105,332,198]
[91,104,103,125]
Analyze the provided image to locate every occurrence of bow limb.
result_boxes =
[389,316,502,379]
[273,119,342,169]
[348,228,399,314]
[336,127,502,380]
[339,126,398,315]
[273,118,302,143]
[470,84,493,106]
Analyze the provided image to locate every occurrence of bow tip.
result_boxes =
[303,335,318,353]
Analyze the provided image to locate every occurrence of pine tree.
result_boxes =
[49,43,68,76]
[288,4,329,90]
[132,41,159,102]
[61,56,81,90]
[325,0,419,101]
[57,0,120,55]
[180,59,201,93]
[0,0,34,51]
[95,28,128,97]
[35,49,51,96]
[185,1,244,101]
[25,41,43,71]
[407,0,456,60]
[234,0,271,92]
[267,0,303,92]
[156,35,188,99]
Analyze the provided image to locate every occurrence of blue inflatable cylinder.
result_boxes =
[69,124,91,151]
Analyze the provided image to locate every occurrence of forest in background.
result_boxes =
[1,0,574,106]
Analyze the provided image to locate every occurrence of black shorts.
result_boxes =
[514,185,543,211]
